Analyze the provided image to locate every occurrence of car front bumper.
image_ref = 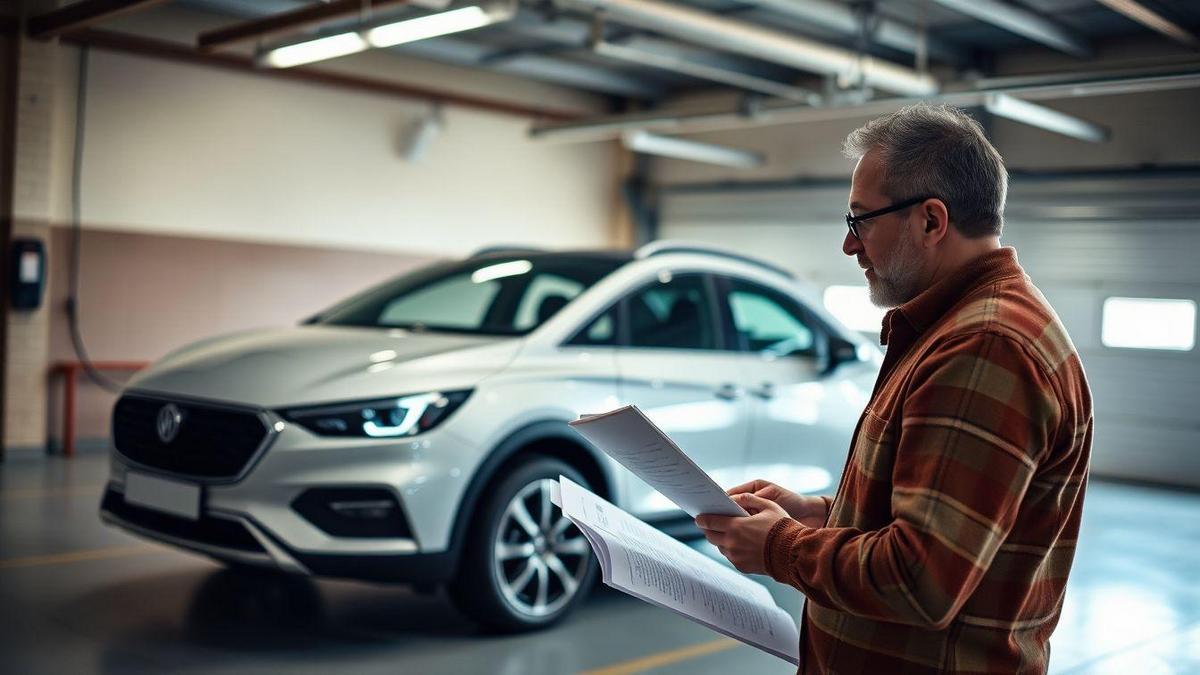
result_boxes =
[101,418,482,583]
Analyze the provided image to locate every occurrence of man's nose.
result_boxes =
[843,229,863,256]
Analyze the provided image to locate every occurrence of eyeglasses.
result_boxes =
[845,195,935,240]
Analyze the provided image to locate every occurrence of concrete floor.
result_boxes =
[2,453,1198,675]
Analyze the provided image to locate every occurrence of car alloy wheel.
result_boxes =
[449,456,598,632]
[492,477,591,618]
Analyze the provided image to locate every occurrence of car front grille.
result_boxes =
[112,394,272,481]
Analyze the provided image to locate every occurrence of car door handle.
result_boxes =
[714,383,742,401]
[751,382,776,399]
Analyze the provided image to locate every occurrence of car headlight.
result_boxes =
[282,390,471,438]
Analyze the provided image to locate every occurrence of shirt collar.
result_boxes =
[879,247,1023,346]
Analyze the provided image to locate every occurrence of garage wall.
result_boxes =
[5,5,626,453]
[660,173,1200,488]
[43,225,435,451]
[57,49,615,256]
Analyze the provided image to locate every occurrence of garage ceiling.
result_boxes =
[176,0,1200,101]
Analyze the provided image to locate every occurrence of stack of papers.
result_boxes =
[563,405,800,666]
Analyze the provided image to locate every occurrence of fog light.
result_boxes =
[292,487,413,538]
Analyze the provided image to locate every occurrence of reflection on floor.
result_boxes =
[1,453,1197,674]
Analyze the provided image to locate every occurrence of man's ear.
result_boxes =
[920,199,950,245]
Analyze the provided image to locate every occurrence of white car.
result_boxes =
[100,241,880,631]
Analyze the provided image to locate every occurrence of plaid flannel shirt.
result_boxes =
[765,247,1093,674]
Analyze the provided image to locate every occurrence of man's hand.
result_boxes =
[727,479,829,528]
[695,493,789,575]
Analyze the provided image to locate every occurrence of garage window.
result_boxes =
[823,285,886,333]
[1101,297,1196,351]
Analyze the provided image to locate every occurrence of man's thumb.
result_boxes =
[733,492,773,513]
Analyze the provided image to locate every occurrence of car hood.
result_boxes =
[127,325,523,408]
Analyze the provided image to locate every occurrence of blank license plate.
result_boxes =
[125,472,201,521]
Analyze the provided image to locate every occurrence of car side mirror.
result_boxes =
[821,335,860,375]
[300,313,322,326]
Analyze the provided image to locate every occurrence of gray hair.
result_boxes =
[843,103,1007,238]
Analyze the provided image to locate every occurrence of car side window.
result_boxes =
[626,274,718,350]
[568,306,618,346]
[725,278,817,357]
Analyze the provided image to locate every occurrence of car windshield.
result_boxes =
[317,255,625,336]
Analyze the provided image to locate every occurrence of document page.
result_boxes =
[553,476,800,666]
[568,405,747,518]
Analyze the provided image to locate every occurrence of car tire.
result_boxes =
[449,455,598,633]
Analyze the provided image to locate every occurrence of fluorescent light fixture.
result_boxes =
[1097,0,1198,48]
[622,130,764,168]
[472,260,532,284]
[984,93,1109,143]
[366,5,508,48]
[1102,297,1196,351]
[260,32,368,68]
[259,3,512,68]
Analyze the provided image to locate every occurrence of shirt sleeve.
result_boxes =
[762,331,1062,629]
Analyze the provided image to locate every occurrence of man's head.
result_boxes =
[842,104,1007,307]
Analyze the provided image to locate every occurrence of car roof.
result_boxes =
[468,243,792,281]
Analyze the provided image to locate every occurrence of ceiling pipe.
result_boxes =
[529,71,1200,142]
[926,0,1090,57]
[554,0,939,97]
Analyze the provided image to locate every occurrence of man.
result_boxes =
[696,103,1092,674]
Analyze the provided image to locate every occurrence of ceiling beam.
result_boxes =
[556,0,938,96]
[529,71,1200,142]
[506,10,802,83]
[60,28,583,121]
[736,0,967,65]
[197,0,417,53]
[1095,0,1198,48]
[27,0,167,40]
[927,0,1091,57]
[593,40,819,102]
[393,35,664,98]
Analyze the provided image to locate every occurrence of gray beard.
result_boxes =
[868,233,923,308]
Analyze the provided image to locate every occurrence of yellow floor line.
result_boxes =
[0,486,105,500]
[0,544,162,570]
[578,638,740,675]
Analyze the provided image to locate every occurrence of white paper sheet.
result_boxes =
[568,405,747,518]
[554,476,800,666]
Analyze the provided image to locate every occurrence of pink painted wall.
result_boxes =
[45,226,436,447]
